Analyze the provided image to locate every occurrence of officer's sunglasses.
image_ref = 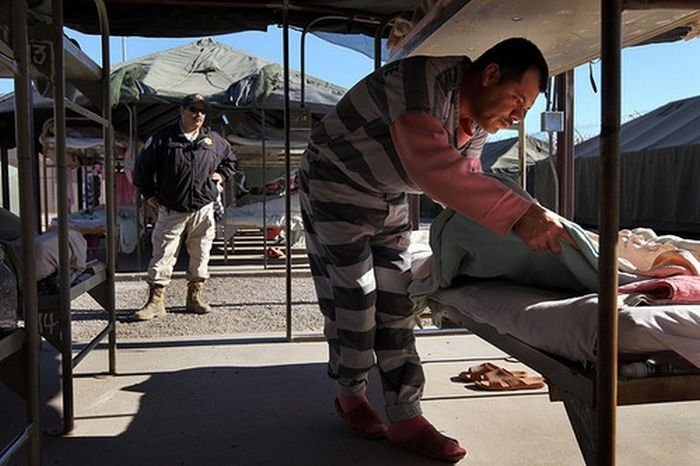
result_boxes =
[187,106,207,115]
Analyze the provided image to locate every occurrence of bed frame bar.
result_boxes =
[435,305,700,465]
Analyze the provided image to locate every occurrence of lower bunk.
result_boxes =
[426,280,700,464]
[2,235,116,434]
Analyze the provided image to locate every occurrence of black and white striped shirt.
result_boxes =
[308,55,487,195]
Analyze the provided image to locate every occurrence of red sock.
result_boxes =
[387,414,431,442]
[337,393,370,413]
[389,415,466,460]
[336,393,387,439]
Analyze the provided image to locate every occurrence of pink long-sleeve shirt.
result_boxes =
[391,111,533,236]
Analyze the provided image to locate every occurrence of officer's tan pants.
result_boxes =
[147,202,216,287]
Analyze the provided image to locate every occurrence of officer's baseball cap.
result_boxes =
[181,93,209,109]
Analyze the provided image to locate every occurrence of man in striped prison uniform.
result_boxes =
[299,38,574,462]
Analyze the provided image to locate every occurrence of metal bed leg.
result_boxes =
[224,236,229,264]
[61,342,74,433]
[561,392,598,465]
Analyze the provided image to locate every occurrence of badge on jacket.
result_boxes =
[202,137,213,146]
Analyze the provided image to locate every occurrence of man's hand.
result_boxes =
[512,203,576,254]
[211,172,223,183]
[146,196,160,210]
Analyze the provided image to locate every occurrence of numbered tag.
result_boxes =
[29,40,54,77]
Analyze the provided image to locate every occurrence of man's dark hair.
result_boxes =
[472,37,549,92]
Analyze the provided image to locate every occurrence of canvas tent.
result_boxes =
[110,37,345,112]
[482,134,564,210]
[109,37,346,140]
[481,134,551,176]
[566,95,700,235]
[0,37,346,147]
[108,37,348,195]
[0,38,347,188]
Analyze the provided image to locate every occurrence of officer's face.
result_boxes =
[180,104,207,132]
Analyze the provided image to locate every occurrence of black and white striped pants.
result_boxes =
[299,150,424,422]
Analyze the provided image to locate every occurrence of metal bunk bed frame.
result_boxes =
[411,1,700,464]
[23,0,696,463]
[1,0,117,441]
[39,0,117,435]
[0,2,42,465]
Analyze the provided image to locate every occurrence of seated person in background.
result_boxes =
[0,208,87,285]
[0,207,22,243]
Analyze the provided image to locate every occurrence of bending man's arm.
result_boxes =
[512,203,575,254]
[391,111,574,252]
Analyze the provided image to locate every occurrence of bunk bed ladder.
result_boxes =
[38,0,117,434]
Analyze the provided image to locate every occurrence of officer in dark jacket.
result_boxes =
[133,94,237,320]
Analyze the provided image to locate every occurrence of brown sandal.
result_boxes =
[456,362,527,383]
[473,368,545,391]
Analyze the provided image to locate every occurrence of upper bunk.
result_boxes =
[0,3,104,109]
[390,0,700,73]
[47,1,699,76]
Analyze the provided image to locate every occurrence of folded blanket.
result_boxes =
[614,229,700,276]
[619,276,700,304]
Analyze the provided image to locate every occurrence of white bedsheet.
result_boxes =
[427,280,700,368]
[49,206,140,254]
[224,194,301,230]
[223,194,304,246]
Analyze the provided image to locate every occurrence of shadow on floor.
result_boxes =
[5,352,450,466]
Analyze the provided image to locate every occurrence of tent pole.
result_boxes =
[51,0,76,433]
[283,0,293,342]
[374,14,397,70]
[598,1,622,464]
[518,121,526,189]
[95,0,117,378]
[1,147,10,209]
[301,15,381,106]
[555,71,575,220]
[262,109,268,270]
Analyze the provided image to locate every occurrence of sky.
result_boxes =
[2,26,699,141]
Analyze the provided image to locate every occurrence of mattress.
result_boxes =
[427,280,700,368]
[224,193,301,230]
[49,206,140,254]
[223,193,305,246]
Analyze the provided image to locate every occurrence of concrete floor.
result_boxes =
[3,333,700,466]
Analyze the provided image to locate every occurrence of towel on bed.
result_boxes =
[619,276,700,304]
